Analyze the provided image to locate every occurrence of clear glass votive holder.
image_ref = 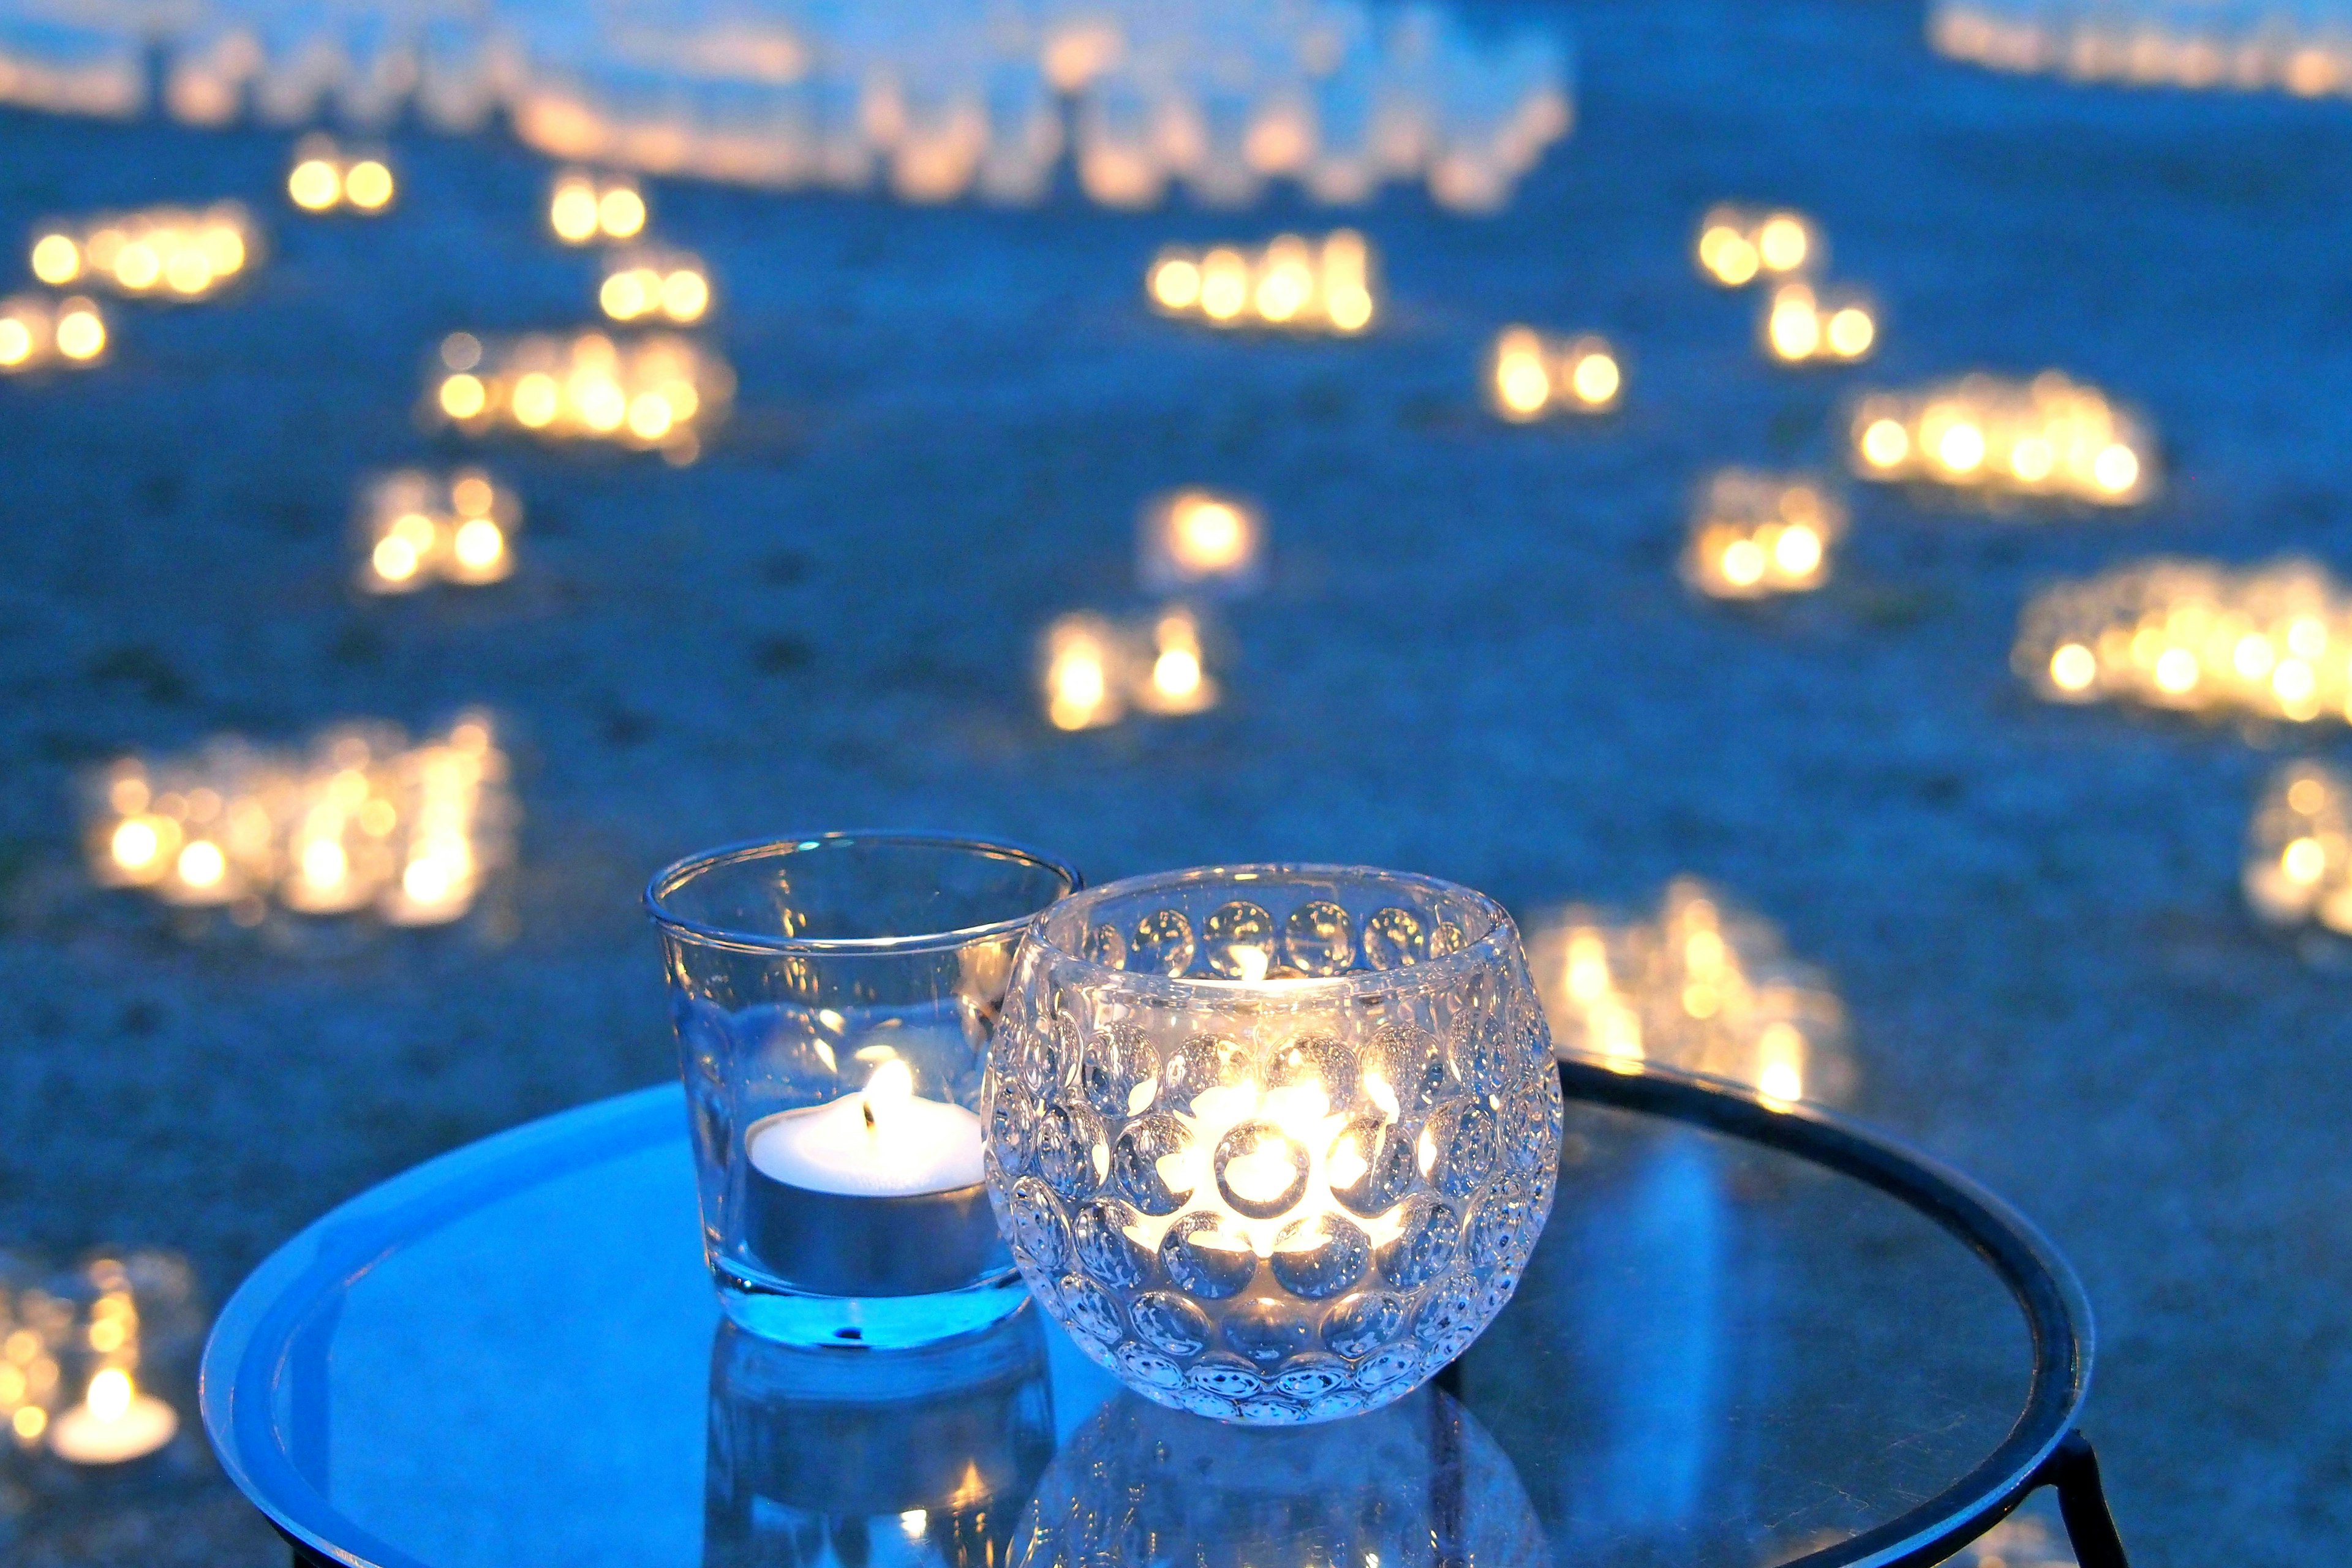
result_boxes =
[983,864,1564,1425]
[647,832,1081,1348]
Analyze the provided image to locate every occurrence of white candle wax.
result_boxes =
[49,1372,177,1464]
[748,1061,984,1197]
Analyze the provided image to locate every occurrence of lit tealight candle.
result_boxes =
[749,1059,984,1197]
[742,1058,1003,1298]
[48,1368,176,1465]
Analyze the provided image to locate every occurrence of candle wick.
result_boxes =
[864,1099,877,1131]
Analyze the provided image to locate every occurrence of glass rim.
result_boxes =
[1030,862,1519,996]
[643,831,1082,957]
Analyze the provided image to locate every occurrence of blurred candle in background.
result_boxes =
[1487,325,1623,419]
[2015,557,2350,723]
[27,203,260,301]
[356,467,521,593]
[548,169,646,244]
[1138,489,1264,598]
[1695,204,1821,287]
[1851,372,2155,506]
[287,134,396,214]
[1147,232,1376,333]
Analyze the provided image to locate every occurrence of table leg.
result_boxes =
[2039,1429,2130,1568]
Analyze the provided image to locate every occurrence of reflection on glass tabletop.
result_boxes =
[202,1077,2067,1568]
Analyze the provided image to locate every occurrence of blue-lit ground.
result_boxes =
[2,1,2350,1562]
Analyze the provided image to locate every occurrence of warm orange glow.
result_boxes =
[598,187,646,238]
[439,375,487,419]
[344,160,394,211]
[89,715,513,923]
[1529,880,1852,1104]
[550,178,600,243]
[288,159,341,211]
[1852,372,2154,505]
[1488,326,1621,418]
[1697,205,1819,286]
[1685,469,1843,600]
[31,233,80,284]
[1148,233,1379,333]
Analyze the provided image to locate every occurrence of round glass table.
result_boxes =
[200,1061,2127,1568]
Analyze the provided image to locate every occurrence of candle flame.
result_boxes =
[87,1367,132,1423]
[862,1057,914,1132]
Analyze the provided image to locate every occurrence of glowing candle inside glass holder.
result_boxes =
[648,833,1081,1349]
[83,714,511,926]
[597,249,712,325]
[984,864,1562,1425]
[2013,557,2351,724]
[48,1366,175,1464]
[356,467,521,592]
[426,329,732,461]
[1036,606,1226,729]
[2244,761,2352,933]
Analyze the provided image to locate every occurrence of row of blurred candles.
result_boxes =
[86,713,512,927]
[1526,878,1855,1109]
[357,467,519,592]
[0,0,1573,215]
[1931,0,2352,97]
[2016,557,2352,723]
[1039,489,1257,729]
[1,1250,200,1468]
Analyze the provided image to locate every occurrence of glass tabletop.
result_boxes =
[202,1072,2085,1568]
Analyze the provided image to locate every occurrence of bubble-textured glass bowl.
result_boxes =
[981,864,1563,1425]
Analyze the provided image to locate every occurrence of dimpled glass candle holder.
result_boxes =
[982,865,1563,1425]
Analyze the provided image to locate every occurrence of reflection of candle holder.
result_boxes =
[28,203,260,301]
[287,134,396,214]
[1014,1384,1547,1567]
[1695,203,1820,287]
[647,833,1081,1347]
[1681,469,1843,600]
[1525,877,1855,1108]
[704,1310,1054,1568]
[984,865,1562,1425]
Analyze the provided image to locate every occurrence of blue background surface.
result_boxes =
[2,0,2350,1561]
